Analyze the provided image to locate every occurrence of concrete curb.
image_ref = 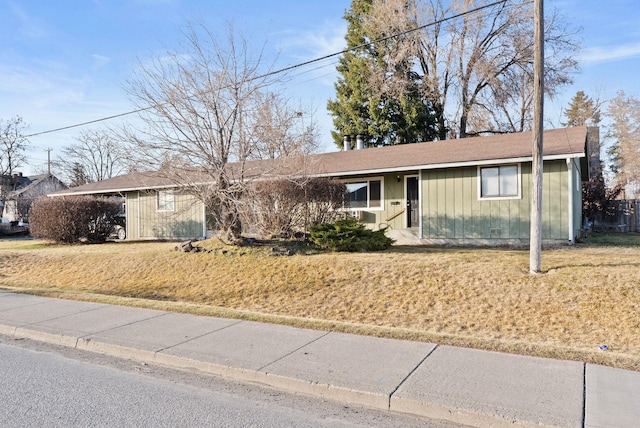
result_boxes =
[2,291,638,428]
[3,324,522,427]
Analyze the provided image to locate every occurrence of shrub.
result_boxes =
[582,171,624,222]
[309,216,394,252]
[29,196,122,244]
[245,179,305,239]
[304,177,347,227]
[244,177,347,239]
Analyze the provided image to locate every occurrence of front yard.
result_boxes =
[1,233,639,371]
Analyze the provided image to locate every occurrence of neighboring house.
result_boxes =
[1,173,67,222]
[49,126,594,245]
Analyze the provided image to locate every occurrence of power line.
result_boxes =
[23,0,509,139]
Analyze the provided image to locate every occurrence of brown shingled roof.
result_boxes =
[311,126,588,176]
[49,171,181,196]
[51,127,589,196]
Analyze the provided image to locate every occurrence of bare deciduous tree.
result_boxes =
[0,115,29,177]
[363,0,579,138]
[251,94,319,160]
[607,91,640,198]
[55,128,128,186]
[120,23,307,242]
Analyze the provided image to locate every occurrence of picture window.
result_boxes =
[479,165,519,199]
[157,190,175,211]
[346,179,382,209]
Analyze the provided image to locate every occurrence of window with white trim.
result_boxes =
[345,178,382,209]
[479,165,520,199]
[157,190,175,211]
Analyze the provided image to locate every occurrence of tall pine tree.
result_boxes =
[327,0,437,149]
[562,91,601,127]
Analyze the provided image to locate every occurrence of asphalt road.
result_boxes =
[0,335,463,427]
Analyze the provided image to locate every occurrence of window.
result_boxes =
[346,178,382,209]
[157,190,175,211]
[479,165,519,199]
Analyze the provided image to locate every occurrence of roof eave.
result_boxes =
[317,152,585,177]
[48,180,215,197]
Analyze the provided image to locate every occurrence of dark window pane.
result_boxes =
[346,182,367,208]
[369,180,381,207]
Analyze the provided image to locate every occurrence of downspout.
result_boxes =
[124,193,129,241]
[567,158,574,244]
[418,169,423,239]
[137,190,141,240]
[202,201,207,239]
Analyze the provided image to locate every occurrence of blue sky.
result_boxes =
[1,0,639,176]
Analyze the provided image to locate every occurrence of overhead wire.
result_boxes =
[23,0,510,139]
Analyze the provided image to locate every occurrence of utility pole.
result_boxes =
[45,148,52,175]
[530,0,544,273]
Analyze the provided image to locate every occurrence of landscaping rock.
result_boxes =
[175,240,202,253]
[270,246,294,256]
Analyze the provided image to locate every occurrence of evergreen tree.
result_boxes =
[562,91,601,127]
[327,0,437,149]
[69,162,90,187]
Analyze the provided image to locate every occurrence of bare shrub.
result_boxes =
[247,179,305,238]
[304,177,346,227]
[29,196,121,244]
[244,177,346,239]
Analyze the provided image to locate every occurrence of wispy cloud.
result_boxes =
[282,19,346,58]
[92,54,111,69]
[8,1,53,42]
[132,0,174,5]
[580,41,640,65]
[276,19,346,89]
[0,63,88,112]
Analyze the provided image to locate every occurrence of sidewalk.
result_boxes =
[0,289,638,427]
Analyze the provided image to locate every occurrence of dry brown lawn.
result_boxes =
[1,234,639,371]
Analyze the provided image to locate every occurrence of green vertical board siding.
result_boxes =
[381,174,393,228]
[572,161,583,236]
[519,163,532,238]
[421,160,570,240]
[544,162,557,238]
[436,170,448,237]
[499,200,510,238]
[422,171,434,236]
[461,168,474,237]
[384,173,404,230]
[134,190,204,239]
[427,171,438,236]
[542,162,568,239]
[479,176,493,238]
[125,191,139,240]
[442,170,451,236]
[453,169,464,237]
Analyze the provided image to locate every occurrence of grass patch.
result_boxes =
[1,235,639,371]
[581,231,640,247]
